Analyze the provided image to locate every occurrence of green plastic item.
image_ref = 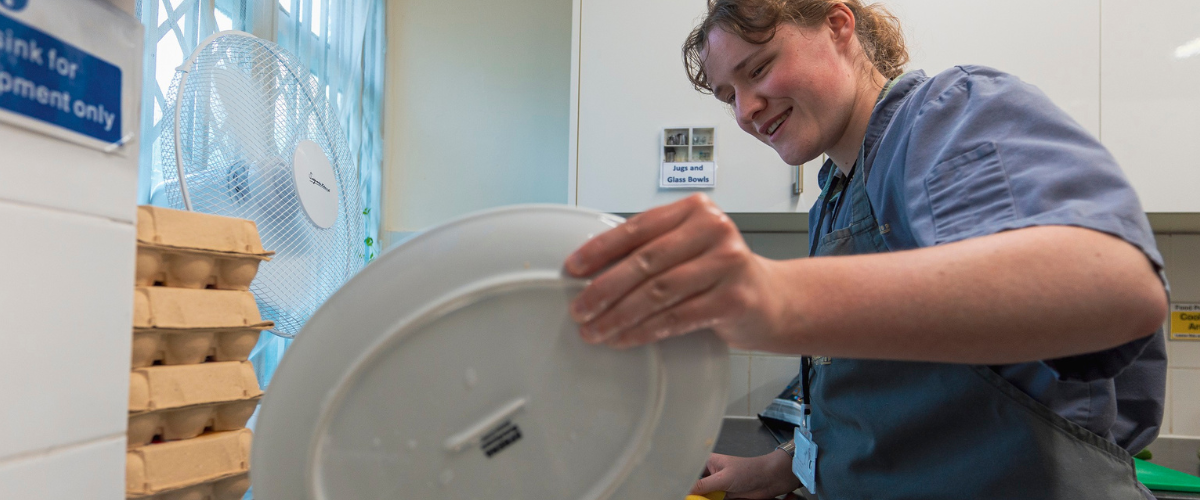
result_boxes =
[1136,458,1200,493]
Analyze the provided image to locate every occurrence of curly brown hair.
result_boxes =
[683,0,909,94]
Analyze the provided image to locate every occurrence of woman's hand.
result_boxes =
[692,451,800,499]
[564,194,784,350]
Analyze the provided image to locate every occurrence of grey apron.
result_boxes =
[802,141,1149,499]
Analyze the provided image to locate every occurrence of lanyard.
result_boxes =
[801,355,812,417]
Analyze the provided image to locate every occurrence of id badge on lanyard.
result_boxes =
[792,404,818,495]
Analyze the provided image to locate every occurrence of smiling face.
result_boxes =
[701,15,866,166]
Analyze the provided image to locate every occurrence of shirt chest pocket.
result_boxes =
[816,215,879,256]
[924,142,1017,243]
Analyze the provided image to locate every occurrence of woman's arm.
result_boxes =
[565,194,1166,363]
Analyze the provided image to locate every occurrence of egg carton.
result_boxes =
[132,330,262,368]
[135,246,270,291]
[130,361,263,414]
[136,206,273,290]
[132,287,272,368]
[126,429,251,498]
[128,397,261,449]
[127,472,248,500]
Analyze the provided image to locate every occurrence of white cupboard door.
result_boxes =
[1101,0,1200,213]
[576,0,823,214]
[887,0,1101,137]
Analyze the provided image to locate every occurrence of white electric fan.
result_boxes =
[158,31,366,338]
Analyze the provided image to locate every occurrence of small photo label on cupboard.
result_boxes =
[1170,303,1200,341]
[661,126,716,189]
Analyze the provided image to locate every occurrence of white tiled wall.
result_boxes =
[0,436,126,500]
[748,354,803,415]
[0,182,136,498]
[0,3,142,498]
[726,353,751,416]
[728,233,807,418]
[1163,234,1200,438]
[0,203,135,460]
[730,231,1200,439]
[0,183,135,500]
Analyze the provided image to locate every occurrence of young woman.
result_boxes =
[563,0,1169,498]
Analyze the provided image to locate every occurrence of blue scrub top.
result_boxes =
[816,66,1168,453]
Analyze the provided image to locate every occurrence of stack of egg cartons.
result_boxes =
[126,206,274,500]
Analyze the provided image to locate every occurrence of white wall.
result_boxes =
[382,0,573,236]
[887,0,1101,137]
[1100,0,1200,213]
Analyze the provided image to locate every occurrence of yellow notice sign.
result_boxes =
[1170,304,1200,341]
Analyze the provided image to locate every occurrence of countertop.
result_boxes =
[713,416,1200,500]
[1144,437,1200,500]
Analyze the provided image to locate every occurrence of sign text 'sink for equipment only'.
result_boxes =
[0,10,122,144]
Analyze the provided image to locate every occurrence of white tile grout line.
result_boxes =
[745,354,753,416]
[732,350,799,358]
[1160,433,1200,439]
[0,196,135,227]
[0,433,125,468]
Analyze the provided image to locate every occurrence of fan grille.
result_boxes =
[160,33,365,338]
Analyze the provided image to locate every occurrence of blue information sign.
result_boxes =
[0,10,122,144]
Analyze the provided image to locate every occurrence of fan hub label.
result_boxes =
[292,139,340,229]
[0,10,122,144]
